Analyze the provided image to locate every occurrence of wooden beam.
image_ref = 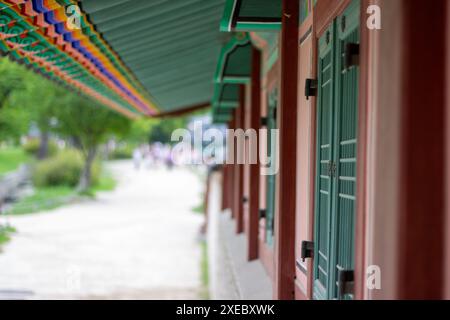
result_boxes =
[153,102,210,118]
[274,0,299,300]
[236,85,246,234]
[248,47,262,261]
[228,116,236,215]
[396,0,446,299]
[232,106,240,220]
[446,0,450,300]
[221,164,228,211]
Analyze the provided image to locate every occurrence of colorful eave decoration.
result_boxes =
[0,0,158,118]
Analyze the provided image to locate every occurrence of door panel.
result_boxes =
[331,1,360,300]
[313,0,360,300]
[313,22,335,300]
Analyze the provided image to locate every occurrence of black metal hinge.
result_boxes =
[259,209,266,219]
[344,43,360,70]
[242,197,248,204]
[337,269,354,299]
[301,241,314,262]
[261,117,268,127]
[305,78,318,100]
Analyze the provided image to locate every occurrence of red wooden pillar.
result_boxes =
[236,85,246,234]
[274,0,299,300]
[396,0,447,299]
[225,114,237,212]
[232,106,241,220]
[221,164,228,211]
[222,164,233,211]
[446,0,450,300]
[227,116,236,215]
[248,47,262,261]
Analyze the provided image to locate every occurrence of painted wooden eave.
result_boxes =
[220,0,282,32]
[0,0,229,117]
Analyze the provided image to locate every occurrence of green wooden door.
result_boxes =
[313,22,335,300]
[266,88,278,246]
[313,0,360,300]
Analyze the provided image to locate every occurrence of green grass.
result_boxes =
[192,202,205,214]
[0,226,16,249]
[0,147,29,176]
[7,186,76,215]
[8,169,117,215]
[200,240,210,300]
[80,170,117,198]
[192,192,205,214]
[92,171,117,193]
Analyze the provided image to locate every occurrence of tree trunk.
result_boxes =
[77,147,97,193]
[37,130,49,160]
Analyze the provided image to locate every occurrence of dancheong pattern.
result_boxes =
[0,0,158,118]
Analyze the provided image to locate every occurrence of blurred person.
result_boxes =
[132,147,143,170]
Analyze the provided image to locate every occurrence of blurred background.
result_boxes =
[0,57,214,299]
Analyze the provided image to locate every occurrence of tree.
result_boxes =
[148,117,188,145]
[13,74,64,158]
[52,93,131,192]
[0,102,29,144]
[126,117,159,145]
[0,58,26,108]
[0,58,29,144]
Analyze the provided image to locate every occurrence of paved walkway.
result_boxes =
[0,162,205,300]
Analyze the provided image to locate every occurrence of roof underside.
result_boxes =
[220,0,281,32]
[80,0,228,113]
[0,0,229,117]
[0,0,158,118]
[0,0,279,119]
[211,33,251,123]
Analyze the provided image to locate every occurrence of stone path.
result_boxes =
[0,161,205,300]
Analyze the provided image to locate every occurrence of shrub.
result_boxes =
[109,145,133,160]
[23,139,39,155]
[32,150,100,188]
[23,138,58,157]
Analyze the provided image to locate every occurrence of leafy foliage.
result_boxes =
[32,150,100,188]
[23,138,58,157]
[149,117,188,145]
[50,93,131,153]
[109,145,134,160]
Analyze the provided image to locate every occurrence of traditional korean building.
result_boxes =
[211,0,450,300]
[0,0,449,300]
